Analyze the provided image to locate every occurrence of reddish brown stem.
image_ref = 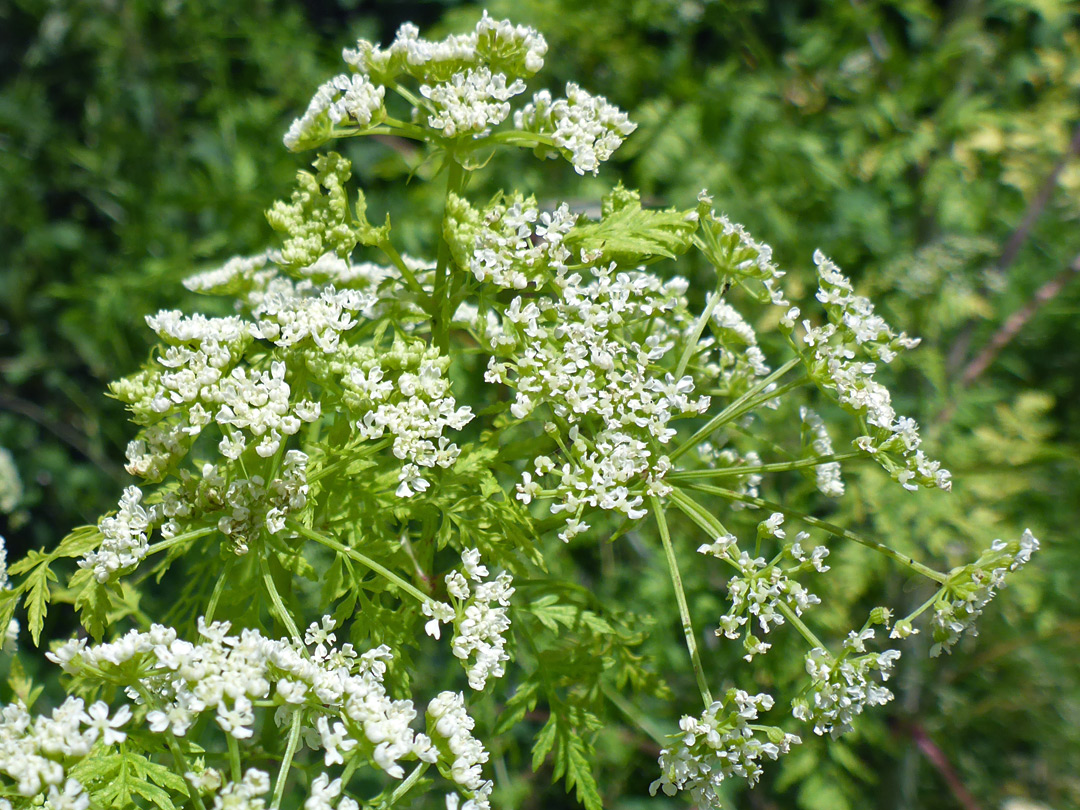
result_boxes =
[959,254,1080,388]
[897,719,984,810]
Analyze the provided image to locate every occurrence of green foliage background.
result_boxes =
[1,0,1078,808]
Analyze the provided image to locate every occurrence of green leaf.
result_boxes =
[496,678,540,735]
[23,558,57,645]
[558,720,603,810]
[7,657,44,708]
[71,749,186,810]
[71,567,116,642]
[534,706,604,810]
[0,590,19,652]
[531,713,558,772]
[524,594,615,635]
[54,525,107,559]
[566,183,696,265]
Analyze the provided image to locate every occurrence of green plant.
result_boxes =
[0,12,1045,810]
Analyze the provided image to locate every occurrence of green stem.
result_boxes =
[651,495,713,707]
[259,554,303,644]
[674,290,722,379]
[226,735,242,782]
[378,239,425,297]
[775,601,828,651]
[204,558,235,624]
[328,125,429,143]
[387,762,430,806]
[387,83,429,113]
[287,520,432,605]
[432,158,466,352]
[464,130,557,152]
[681,482,949,584]
[667,490,740,571]
[270,709,303,810]
[902,589,946,625]
[600,682,669,747]
[134,685,208,810]
[668,451,863,481]
[146,527,216,557]
[339,749,363,793]
[670,357,802,462]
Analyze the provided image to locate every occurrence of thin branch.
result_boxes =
[895,719,984,810]
[945,121,1080,376]
[997,123,1080,272]
[959,253,1080,387]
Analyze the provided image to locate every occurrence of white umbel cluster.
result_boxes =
[792,632,900,738]
[284,73,385,151]
[514,83,637,175]
[929,529,1039,656]
[650,689,800,809]
[421,67,525,138]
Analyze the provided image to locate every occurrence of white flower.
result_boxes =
[285,73,385,151]
[81,702,131,746]
[422,68,525,138]
[651,690,799,807]
[515,84,636,175]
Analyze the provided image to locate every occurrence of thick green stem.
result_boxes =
[432,158,466,352]
[226,734,242,782]
[668,451,862,481]
[775,601,828,651]
[288,520,432,605]
[681,482,949,584]
[674,291,722,379]
[651,495,713,707]
[270,709,304,810]
[259,554,304,644]
[670,357,802,462]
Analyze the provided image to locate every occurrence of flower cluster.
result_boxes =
[650,689,800,808]
[341,341,474,498]
[700,517,828,661]
[446,193,576,289]
[343,12,547,85]
[929,529,1039,656]
[284,73,386,152]
[0,447,21,513]
[78,485,151,582]
[209,769,272,810]
[696,202,789,308]
[112,306,323,480]
[799,406,845,497]
[47,617,436,781]
[426,691,493,808]
[421,67,526,138]
[792,631,900,738]
[491,262,709,531]
[514,83,637,175]
[425,549,514,691]
[792,251,951,492]
[0,697,129,802]
[0,536,18,646]
[708,299,770,397]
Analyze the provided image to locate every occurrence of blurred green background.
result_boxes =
[1,1,1078,808]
